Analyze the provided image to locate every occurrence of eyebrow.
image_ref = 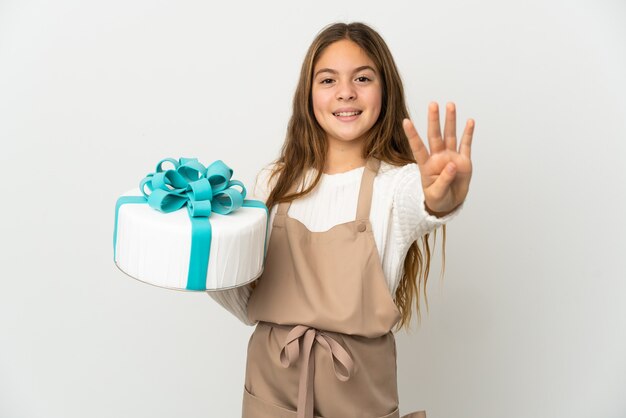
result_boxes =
[313,65,377,78]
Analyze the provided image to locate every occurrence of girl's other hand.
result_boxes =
[402,102,475,217]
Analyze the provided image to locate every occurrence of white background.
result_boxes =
[1,1,625,417]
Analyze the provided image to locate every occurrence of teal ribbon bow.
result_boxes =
[140,157,246,217]
[113,157,269,291]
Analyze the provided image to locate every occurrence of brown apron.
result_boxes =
[243,157,426,418]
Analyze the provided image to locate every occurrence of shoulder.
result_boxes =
[370,161,422,212]
[376,160,420,186]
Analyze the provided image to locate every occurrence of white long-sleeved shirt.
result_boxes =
[207,161,461,326]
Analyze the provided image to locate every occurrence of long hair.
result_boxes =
[261,22,445,332]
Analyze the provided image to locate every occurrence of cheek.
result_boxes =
[370,90,383,119]
[311,90,327,120]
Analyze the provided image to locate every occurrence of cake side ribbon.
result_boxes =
[113,157,269,291]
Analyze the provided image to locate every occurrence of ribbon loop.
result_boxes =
[187,178,213,201]
[156,157,180,173]
[177,158,206,182]
[279,325,310,367]
[206,160,233,192]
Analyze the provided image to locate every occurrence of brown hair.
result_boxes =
[260,21,445,332]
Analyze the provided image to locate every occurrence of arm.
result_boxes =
[391,163,463,257]
[205,163,277,326]
[207,283,257,326]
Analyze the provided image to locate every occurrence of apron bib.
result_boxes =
[243,157,426,418]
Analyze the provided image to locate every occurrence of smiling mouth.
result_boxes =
[333,111,362,117]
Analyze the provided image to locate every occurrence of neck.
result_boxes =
[323,137,366,174]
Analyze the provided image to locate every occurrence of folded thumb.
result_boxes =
[436,162,457,189]
[427,163,457,203]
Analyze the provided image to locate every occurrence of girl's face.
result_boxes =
[311,39,382,149]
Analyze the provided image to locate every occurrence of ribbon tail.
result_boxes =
[187,216,212,290]
[298,329,316,418]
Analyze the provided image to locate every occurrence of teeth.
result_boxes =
[334,111,361,117]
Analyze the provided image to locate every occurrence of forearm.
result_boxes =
[206,282,258,326]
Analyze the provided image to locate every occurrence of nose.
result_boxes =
[336,80,356,101]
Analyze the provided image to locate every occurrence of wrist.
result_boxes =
[424,201,455,218]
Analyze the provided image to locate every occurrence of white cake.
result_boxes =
[113,158,269,291]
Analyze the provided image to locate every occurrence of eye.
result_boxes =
[355,76,371,82]
[320,78,334,84]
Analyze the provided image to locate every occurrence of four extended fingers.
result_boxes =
[405,102,475,165]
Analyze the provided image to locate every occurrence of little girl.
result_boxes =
[209,21,474,418]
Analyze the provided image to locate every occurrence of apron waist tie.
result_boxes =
[278,324,355,418]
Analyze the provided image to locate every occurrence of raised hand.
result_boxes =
[403,102,475,217]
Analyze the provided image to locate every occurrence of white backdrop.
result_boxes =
[1,1,625,417]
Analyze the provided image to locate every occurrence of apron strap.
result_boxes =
[355,157,380,222]
[275,175,305,216]
[276,199,291,217]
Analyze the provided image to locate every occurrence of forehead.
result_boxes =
[314,39,377,73]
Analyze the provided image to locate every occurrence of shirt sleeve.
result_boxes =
[391,163,463,259]
[205,163,277,326]
[206,284,257,326]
